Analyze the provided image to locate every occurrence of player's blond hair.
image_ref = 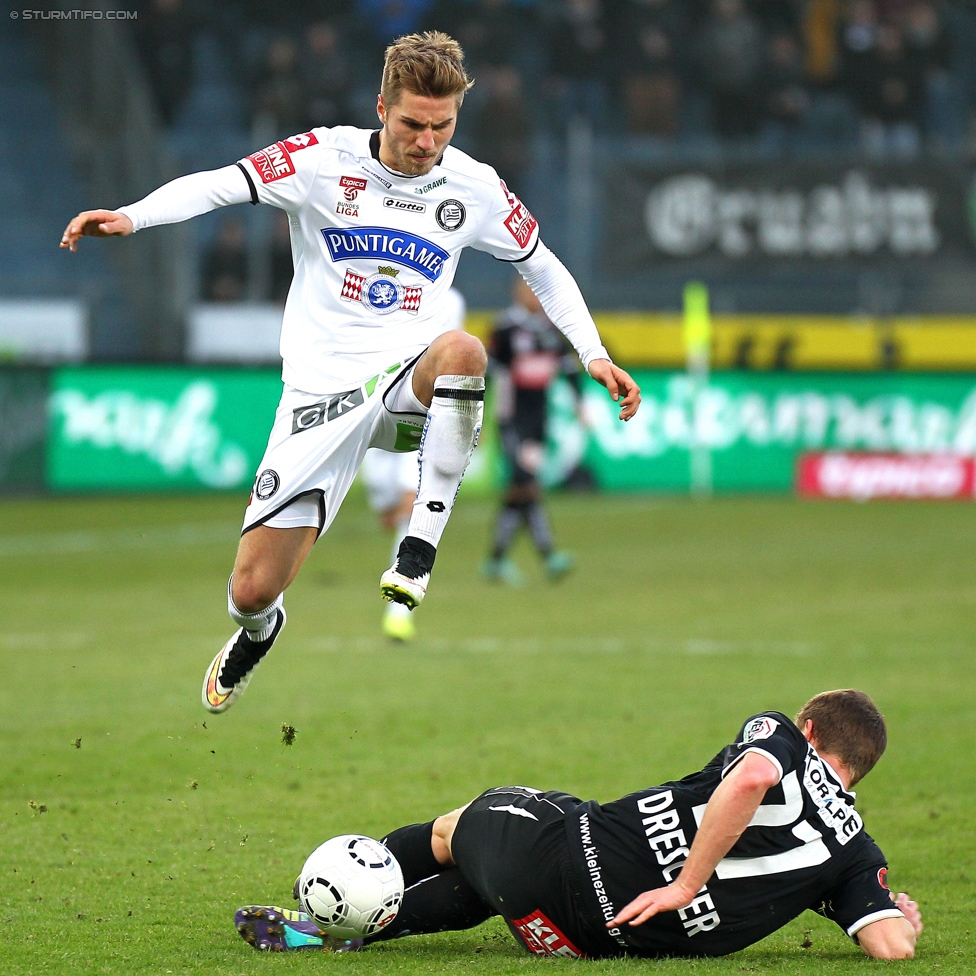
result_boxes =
[796,689,887,787]
[381,31,474,108]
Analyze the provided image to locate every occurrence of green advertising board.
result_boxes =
[43,366,976,495]
[45,366,500,495]
[0,367,49,492]
[47,367,284,491]
[545,371,976,492]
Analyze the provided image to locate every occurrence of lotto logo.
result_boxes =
[504,200,537,248]
[384,197,426,213]
[281,131,319,152]
[247,142,295,183]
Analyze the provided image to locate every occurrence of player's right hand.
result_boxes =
[60,210,133,251]
[609,880,697,927]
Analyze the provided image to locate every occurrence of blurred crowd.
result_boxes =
[129,0,976,301]
[136,0,975,157]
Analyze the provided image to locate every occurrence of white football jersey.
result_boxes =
[237,127,540,393]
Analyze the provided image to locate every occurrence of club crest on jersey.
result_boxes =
[340,268,422,315]
[254,469,280,500]
[247,142,295,184]
[436,199,466,231]
[322,227,449,281]
[742,717,780,742]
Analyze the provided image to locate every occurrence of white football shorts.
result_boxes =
[242,356,427,537]
[359,449,420,514]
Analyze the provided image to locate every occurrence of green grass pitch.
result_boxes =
[1,489,974,974]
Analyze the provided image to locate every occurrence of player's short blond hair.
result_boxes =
[796,689,887,787]
[381,31,474,108]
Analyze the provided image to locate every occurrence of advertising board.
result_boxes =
[546,372,976,493]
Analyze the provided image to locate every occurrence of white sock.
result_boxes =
[409,374,484,548]
[227,575,282,643]
[391,514,410,564]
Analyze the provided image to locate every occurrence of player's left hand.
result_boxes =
[609,881,696,928]
[894,892,923,938]
[587,359,641,421]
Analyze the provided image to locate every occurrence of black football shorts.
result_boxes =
[451,786,613,959]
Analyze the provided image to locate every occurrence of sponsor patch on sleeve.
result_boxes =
[504,199,538,249]
[246,142,296,184]
[742,716,780,743]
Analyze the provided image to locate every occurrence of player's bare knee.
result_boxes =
[431,804,470,866]
[231,571,279,615]
[431,331,486,376]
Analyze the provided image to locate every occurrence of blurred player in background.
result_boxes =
[361,287,466,641]
[483,278,578,585]
[235,689,921,960]
[61,32,640,715]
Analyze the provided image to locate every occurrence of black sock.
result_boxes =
[491,502,525,559]
[381,822,442,887]
[365,868,494,943]
[525,501,554,557]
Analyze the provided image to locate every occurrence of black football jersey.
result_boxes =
[566,713,903,957]
[489,304,578,439]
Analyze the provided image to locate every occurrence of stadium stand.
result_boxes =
[10,1,976,354]
[0,15,120,317]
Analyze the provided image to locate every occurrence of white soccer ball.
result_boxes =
[297,834,404,939]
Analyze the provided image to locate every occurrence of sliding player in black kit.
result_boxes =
[234,690,922,960]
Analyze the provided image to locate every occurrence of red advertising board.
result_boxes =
[797,452,976,500]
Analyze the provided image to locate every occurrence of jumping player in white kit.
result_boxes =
[60,32,641,714]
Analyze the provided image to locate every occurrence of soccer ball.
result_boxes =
[297,834,404,939]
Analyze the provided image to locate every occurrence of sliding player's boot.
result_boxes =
[380,536,436,610]
[234,906,363,953]
[202,608,286,713]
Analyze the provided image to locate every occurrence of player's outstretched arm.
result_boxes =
[587,359,641,422]
[60,210,133,252]
[62,165,255,252]
[856,893,922,960]
[609,753,780,928]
